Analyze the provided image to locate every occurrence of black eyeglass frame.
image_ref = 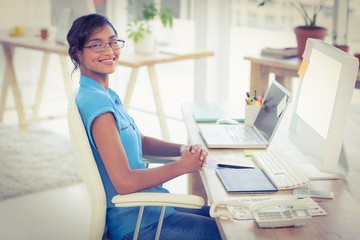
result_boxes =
[83,39,125,52]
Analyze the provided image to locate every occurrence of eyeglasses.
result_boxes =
[83,39,125,52]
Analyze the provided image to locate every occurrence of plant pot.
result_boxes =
[354,53,360,68]
[333,44,349,53]
[134,31,156,54]
[294,26,327,58]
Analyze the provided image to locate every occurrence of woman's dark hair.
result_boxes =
[67,13,118,75]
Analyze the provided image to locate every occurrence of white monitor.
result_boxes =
[51,0,96,44]
[289,38,359,179]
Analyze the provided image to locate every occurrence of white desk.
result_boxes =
[182,102,360,239]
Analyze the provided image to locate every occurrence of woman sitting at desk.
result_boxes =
[66,13,221,240]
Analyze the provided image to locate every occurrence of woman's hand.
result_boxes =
[179,144,208,172]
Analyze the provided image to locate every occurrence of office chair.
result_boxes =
[67,90,204,240]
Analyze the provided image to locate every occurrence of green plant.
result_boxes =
[127,20,151,43]
[258,0,327,27]
[127,3,174,43]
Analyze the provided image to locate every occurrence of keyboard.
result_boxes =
[225,125,260,143]
[252,149,309,190]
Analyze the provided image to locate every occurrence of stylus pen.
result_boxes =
[217,164,255,169]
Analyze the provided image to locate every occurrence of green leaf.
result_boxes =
[160,8,174,28]
[143,3,158,21]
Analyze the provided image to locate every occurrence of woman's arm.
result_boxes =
[141,134,183,156]
[91,112,206,195]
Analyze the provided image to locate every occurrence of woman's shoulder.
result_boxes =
[76,87,115,118]
[77,86,110,103]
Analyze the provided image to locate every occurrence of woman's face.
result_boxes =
[78,24,120,82]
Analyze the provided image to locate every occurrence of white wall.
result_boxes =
[0,0,51,29]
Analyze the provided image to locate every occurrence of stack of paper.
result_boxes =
[261,47,298,59]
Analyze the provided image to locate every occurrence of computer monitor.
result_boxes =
[288,38,359,179]
[50,0,96,44]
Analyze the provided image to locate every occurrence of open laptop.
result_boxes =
[198,81,291,148]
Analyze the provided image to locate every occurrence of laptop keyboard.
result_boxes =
[225,125,259,143]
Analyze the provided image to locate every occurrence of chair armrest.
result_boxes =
[142,155,180,165]
[112,192,204,209]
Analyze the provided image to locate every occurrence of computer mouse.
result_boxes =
[216,118,240,125]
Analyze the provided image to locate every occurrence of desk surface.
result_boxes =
[182,103,360,240]
[244,55,300,70]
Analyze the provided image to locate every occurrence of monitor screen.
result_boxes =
[289,38,359,179]
[51,0,96,44]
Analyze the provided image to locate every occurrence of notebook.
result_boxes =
[198,81,291,148]
[216,168,277,193]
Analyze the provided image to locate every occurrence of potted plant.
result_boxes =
[258,0,328,57]
[127,2,174,53]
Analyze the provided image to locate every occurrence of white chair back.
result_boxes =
[67,90,107,240]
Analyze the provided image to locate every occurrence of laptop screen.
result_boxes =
[253,81,291,141]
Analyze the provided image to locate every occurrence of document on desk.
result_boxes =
[216,168,277,193]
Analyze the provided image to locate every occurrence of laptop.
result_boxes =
[198,81,291,148]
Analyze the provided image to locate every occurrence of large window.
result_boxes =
[110,0,357,104]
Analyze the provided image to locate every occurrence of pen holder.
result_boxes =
[245,105,261,125]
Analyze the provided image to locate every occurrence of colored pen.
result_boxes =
[247,97,252,105]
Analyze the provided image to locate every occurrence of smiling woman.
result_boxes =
[66,14,121,78]
[77,25,122,82]
[66,13,220,240]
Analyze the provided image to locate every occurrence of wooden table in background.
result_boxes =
[0,31,71,130]
[0,31,213,139]
[244,55,360,95]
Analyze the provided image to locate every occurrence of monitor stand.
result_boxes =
[297,144,349,180]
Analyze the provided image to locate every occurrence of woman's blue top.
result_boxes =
[76,75,175,239]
